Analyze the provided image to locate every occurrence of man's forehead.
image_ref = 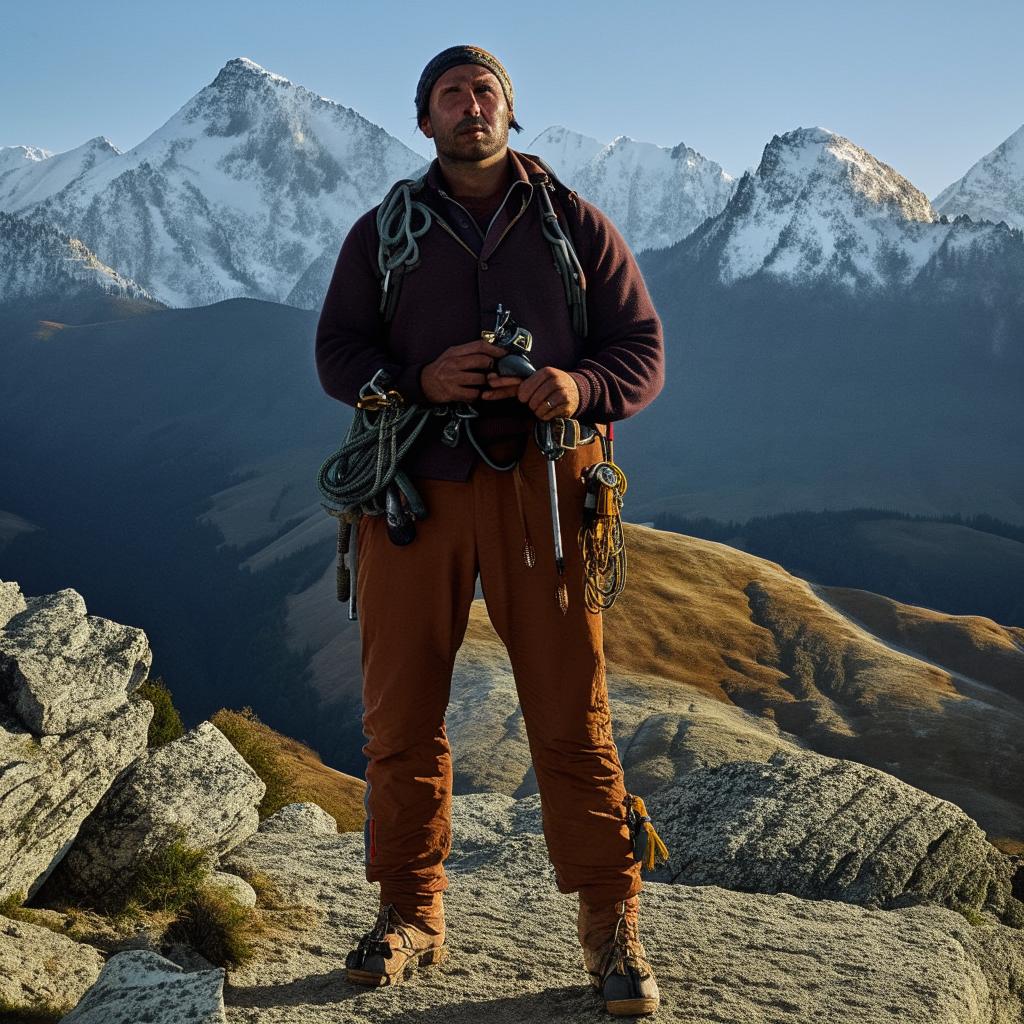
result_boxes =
[432,64,500,90]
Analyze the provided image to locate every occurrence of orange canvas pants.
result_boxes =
[355,428,642,926]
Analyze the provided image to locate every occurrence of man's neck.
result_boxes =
[436,148,512,198]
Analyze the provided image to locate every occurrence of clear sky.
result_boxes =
[1,0,1021,198]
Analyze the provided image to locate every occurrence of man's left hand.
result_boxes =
[480,366,580,421]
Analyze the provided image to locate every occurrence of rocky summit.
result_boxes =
[2,575,1023,1023]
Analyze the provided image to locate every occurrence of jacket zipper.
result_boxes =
[438,182,533,259]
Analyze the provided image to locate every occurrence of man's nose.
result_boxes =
[461,90,482,116]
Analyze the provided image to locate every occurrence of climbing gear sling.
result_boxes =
[316,368,447,619]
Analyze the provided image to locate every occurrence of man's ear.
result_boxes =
[419,115,434,139]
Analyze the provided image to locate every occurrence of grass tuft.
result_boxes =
[210,706,301,819]
[134,675,186,748]
[164,884,264,968]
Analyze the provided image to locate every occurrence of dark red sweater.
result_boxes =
[314,148,664,481]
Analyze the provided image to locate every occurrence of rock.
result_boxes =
[60,949,226,1023]
[0,587,151,735]
[57,721,266,900]
[256,801,337,836]
[218,790,1024,1024]
[0,914,104,1011]
[0,700,152,901]
[0,579,27,630]
[208,871,258,908]
[655,749,1021,923]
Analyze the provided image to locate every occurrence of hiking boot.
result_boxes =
[578,894,660,1016]
[345,902,448,986]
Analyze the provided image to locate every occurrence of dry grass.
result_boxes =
[211,706,364,831]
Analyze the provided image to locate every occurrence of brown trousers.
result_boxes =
[356,427,642,925]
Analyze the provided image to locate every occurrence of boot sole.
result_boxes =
[346,943,448,987]
[606,995,659,1016]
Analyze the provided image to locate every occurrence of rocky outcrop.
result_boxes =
[0,915,104,1011]
[56,721,266,900]
[0,579,26,627]
[0,703,152,900]
[0,587,151,735]
[0,579,153,900]
[59,949,226,1023]
[214,792,1024,1024]
[655,749,1022,923]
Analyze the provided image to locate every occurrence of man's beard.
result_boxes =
[435,116,510,163]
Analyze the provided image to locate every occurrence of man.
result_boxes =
[314,45,665,1016]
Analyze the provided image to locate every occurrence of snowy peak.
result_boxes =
[702,126,960,289]
[754,127,934,223]
[13,58,426,307]
[0,145,54,170]
[210,56,293,89]
[933,122,1024,230]
[527,125,604,182]
[527,126,735,251]
[0,136,122,212]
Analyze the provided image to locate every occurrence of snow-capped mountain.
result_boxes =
[526,126,735,251]
[0,137,121,212]
[669,126,1021,291]
[0,211,153,304]
[933,123,1024,230]
[10,57,426,307]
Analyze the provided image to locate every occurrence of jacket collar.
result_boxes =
[424,148,548,195]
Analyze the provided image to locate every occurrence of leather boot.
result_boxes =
[578,893,660,1016]
[345,900,448,986]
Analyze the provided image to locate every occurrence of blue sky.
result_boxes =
[1,0,1021,197]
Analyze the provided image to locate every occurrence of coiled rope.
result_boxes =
[375,179,432,320]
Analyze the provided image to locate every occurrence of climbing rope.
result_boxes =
[578,428,628,612]
[375,179,432,321]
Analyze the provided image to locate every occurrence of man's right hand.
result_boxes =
[420,338,507,404]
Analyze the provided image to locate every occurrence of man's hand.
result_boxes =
[421,339,507,404]
[482,366,580,421]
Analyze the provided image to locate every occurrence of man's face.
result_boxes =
[419,64,510,162]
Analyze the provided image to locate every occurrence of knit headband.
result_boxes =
[415,45,523,133]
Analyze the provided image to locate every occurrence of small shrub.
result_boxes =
[135,676,185,748]
[108,826,210,915]
[210,706,300,819]
[165,885,263,968]
[0,889,32,921]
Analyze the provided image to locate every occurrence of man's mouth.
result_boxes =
[459,125,487,135]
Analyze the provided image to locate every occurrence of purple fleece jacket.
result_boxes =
[314,148,664,481]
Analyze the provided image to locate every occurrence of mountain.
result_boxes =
[0,136,121,211]
[527,125,735,251]
[8,57,426,307]
[0,210,155,305]
[676,125,1024,290]
[631,126,1024,525]
[934,122,1024,229]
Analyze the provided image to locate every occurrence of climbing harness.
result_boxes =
[626,793,669,873]
[578,423,629,613]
